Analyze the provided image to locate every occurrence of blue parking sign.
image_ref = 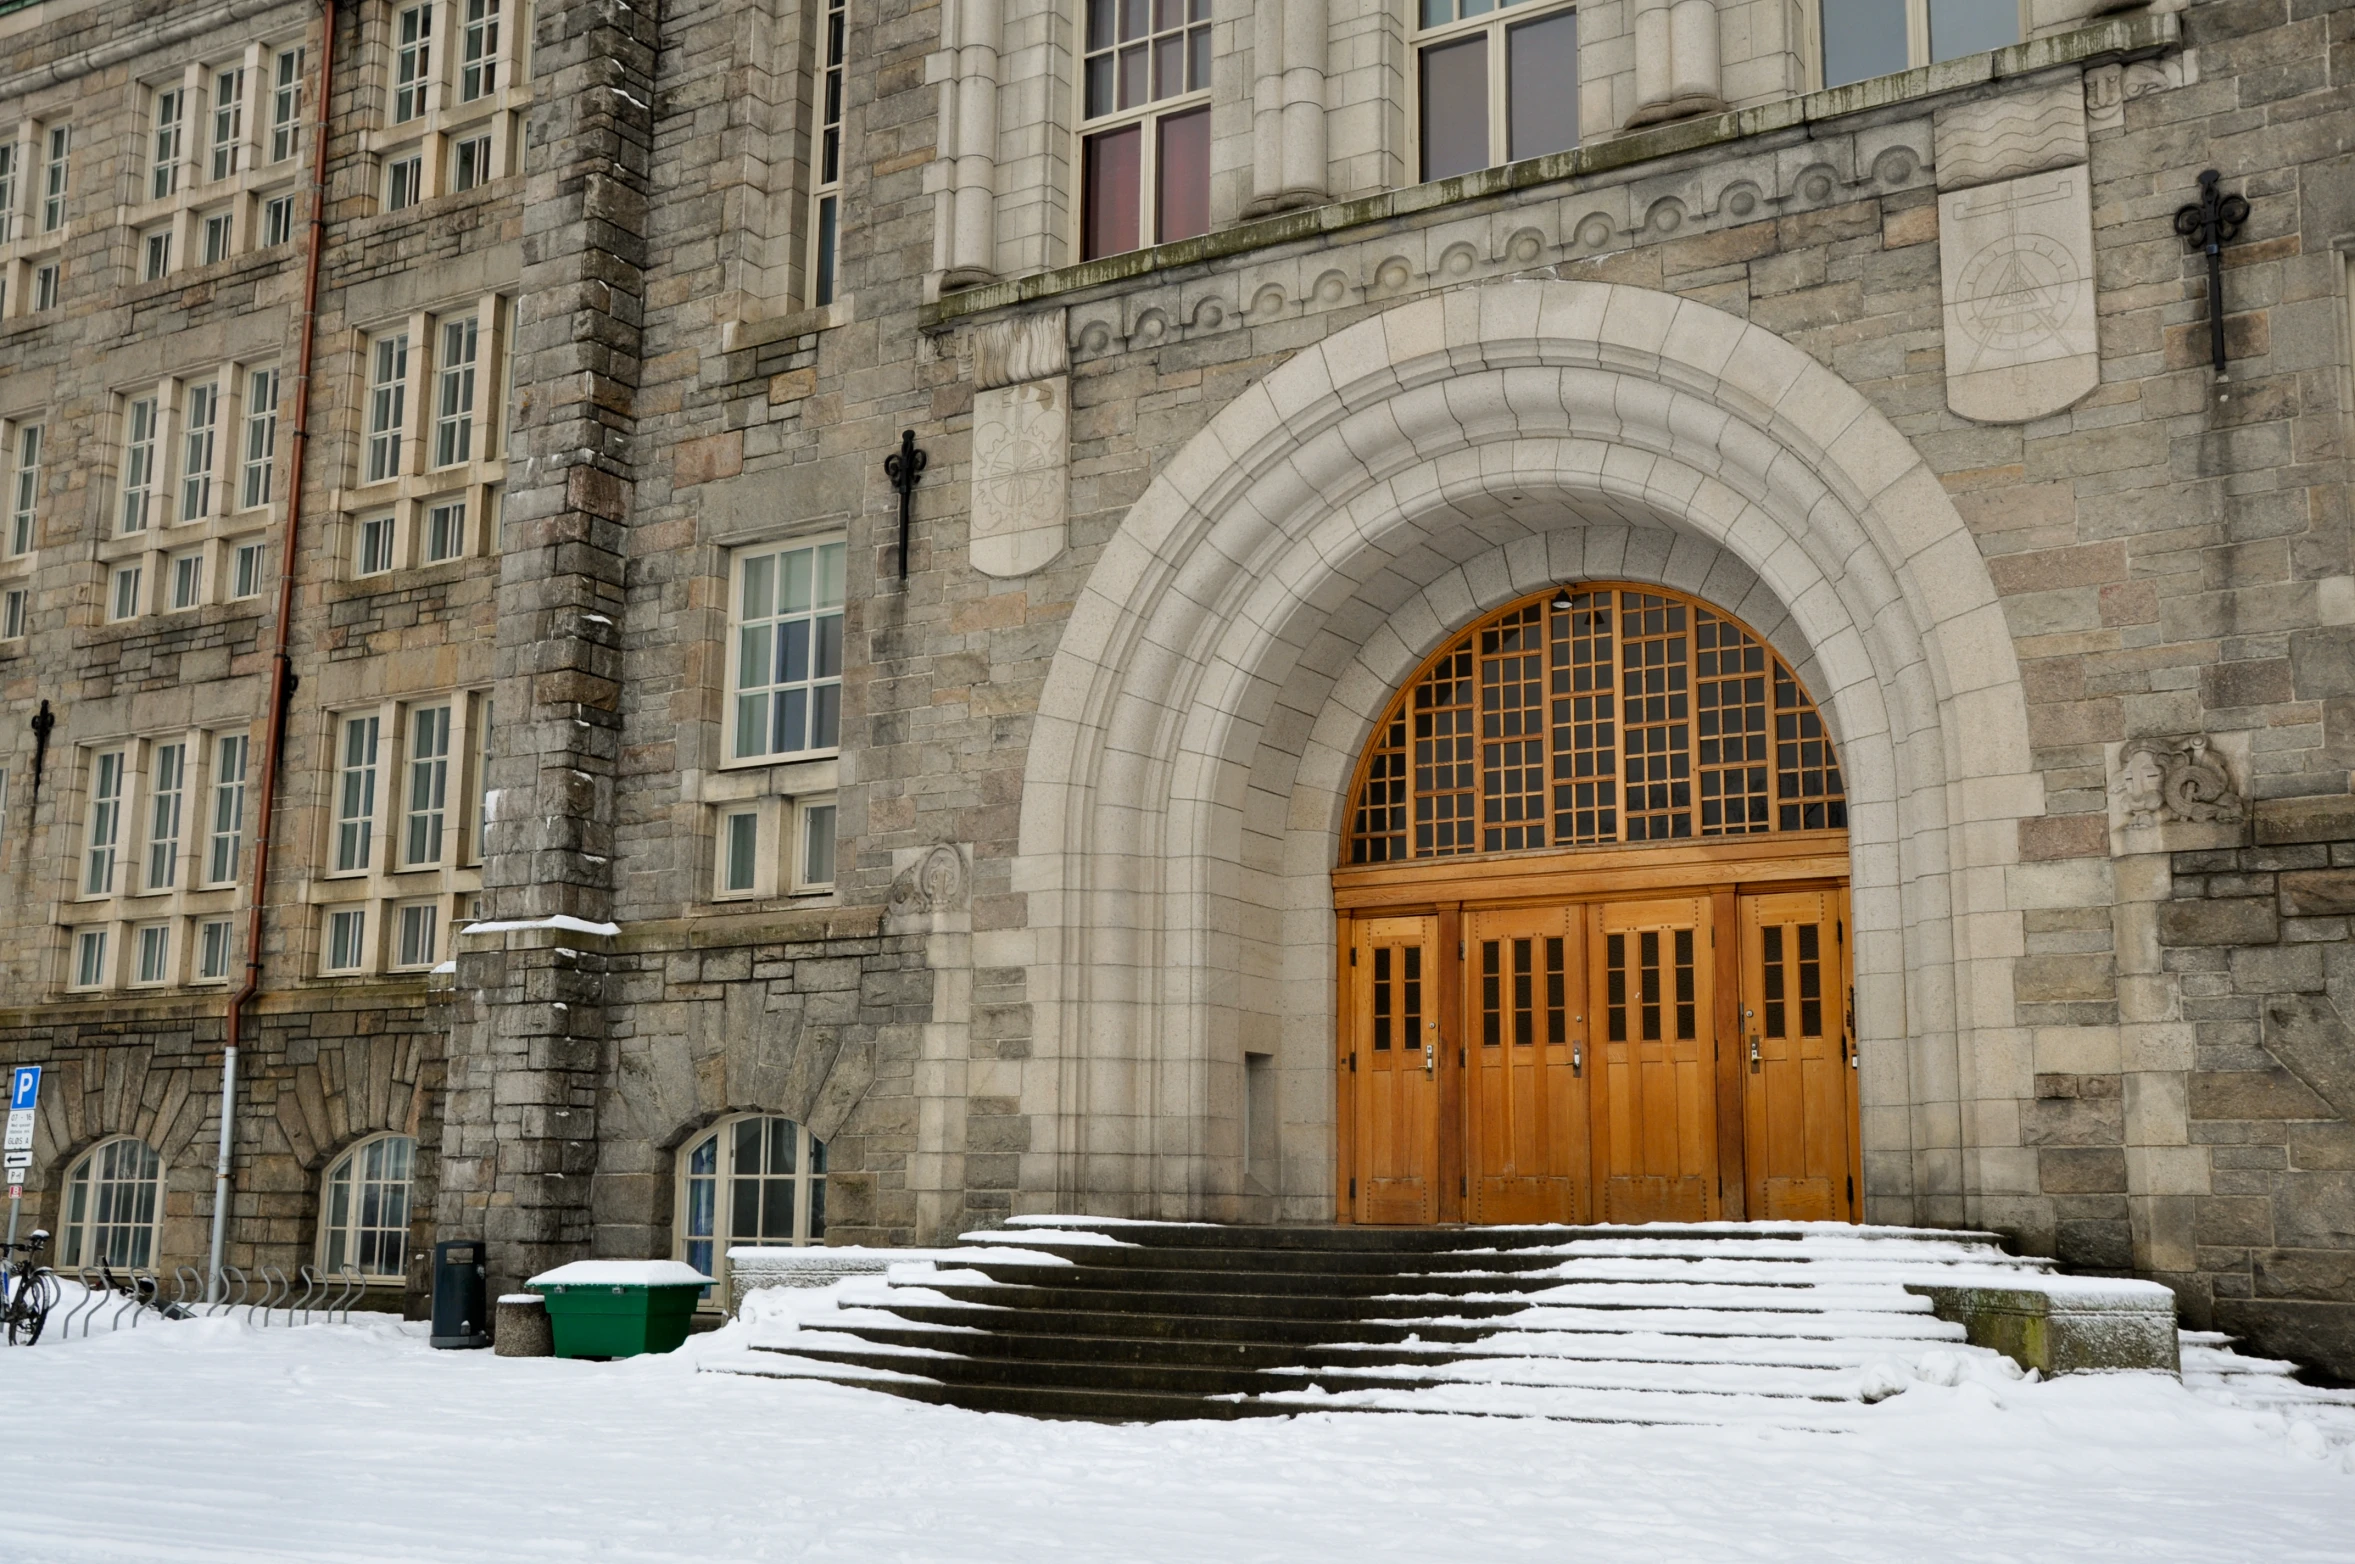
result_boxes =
[9,1066,37,1112]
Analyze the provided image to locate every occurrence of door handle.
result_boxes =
[1748,1034,1761,1073]
[1425,1023,1437,1076]
[1571,1042,1582,1076]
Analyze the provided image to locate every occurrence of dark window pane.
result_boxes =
[1086,55,1116,117]
[1156,106,1210,244]
[1928,0,2016,61]
[1188,26,1209,91]
[813,194,838,306]
[1089,0,1115,50]
[1083,124,1142,259]
[1420,37,1489,182]
[1154,34,1185,98]
[1120,0,1149,40]
[1821,0,1908,86]
[1420,0,1451,25]
[1507,11,1577,162]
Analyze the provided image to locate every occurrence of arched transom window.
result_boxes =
[320,1133,417,1280]
[1347,585,1846,863]
[677,1115,828,1304]
[61,1137,165,1270]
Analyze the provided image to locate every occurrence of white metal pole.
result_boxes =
[206,1044,237,1304]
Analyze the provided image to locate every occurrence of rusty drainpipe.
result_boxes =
[209,0,336,1304]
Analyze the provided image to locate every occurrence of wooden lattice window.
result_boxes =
[1345,585,1845,864]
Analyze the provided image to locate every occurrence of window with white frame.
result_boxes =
[201,208,233,264]
[7,422,38,556]
[109,564,144,621]
[151,86,186,200]
[68,729,253,992]
[393,899,440,968]
[120,397,158,533]
[180,381,219,522]
[168,549,204,611]
[84,749,125,896]
[728,539,847,762]
[1078,0,1210,261]
[347,301,508,578]
[39,124,68,233]
[321,1134,416,1277]
[31,262,58,311]
[210,65,246,181]
[677,1115,828,1304]
[144,740,187,891]
[71,927,110,988]
[1416,0,1577,183]
[366,332,410,483]
[358,513,397,575]
[394,5,435,123]
[376,0,527,212]
[60,1139,165,1268]
[451,132,493,192]
[232,539,267,598]
[424,497,467,563]
[1,588,26,641]
[712,793,837,900]
[196,915,235,981]
[335,713,381,872]
[132,920,173,985]
[206,733,248,885]
[264,191,297,246]
[142,227,173,281]
[311,692,490,976]
[241,368,279,509]
[0,142,15,244]
[461,0,503,100]
[386,151,424,211]
[403,704,451,866]
[324,905,369,971]
[1820,0,2020,87]
[799,798,838,889]
[809,0,846,304]
[271,47,306,162]
[434,316,477,467]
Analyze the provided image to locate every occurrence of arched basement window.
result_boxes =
[1346,584,1846,863]
[61,1137,165,1270]
[319,1133,417,1280]
[677,1115,828,1304]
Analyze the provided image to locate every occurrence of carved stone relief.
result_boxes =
[971,310,1069,390]
[2106,733,2250,855]
[1934,81,2088,189]
[887,842,972,926]
[970,375,1069,578]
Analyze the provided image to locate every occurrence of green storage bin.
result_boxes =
[526,1261,713,1359]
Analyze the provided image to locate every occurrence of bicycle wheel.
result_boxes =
[10,1273,54,1346]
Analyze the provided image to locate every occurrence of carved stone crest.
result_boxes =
[2106,733,2249,854]
[887,843,970,921]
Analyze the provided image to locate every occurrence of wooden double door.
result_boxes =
[1343,886,1857,1226]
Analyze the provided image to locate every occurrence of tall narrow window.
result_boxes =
[207,733,248,884]
[1,589,25,640]
[395,902,439,967]
[271,48,306,163]
[170,550,204,610]
[800,800,838,890]
[8,424,40,556]
[233,540,266,598]
[61,1140,165,1269]
[405,704,451,866]
[730,540,849,761]
[110,565,144,621]
[120,398,158,533]
[321,1135,416,1278]
[1079,0,1212,259]
[451,133,493,192]
[366,334,409,483]
[144,229,174,281]
[264,192,297,247]
[73,929,109,988]
[145,742,186,891]
[85,750,125,895]
[40,125,68,233]
[326,906,368,970]
[197,917,235,980]
[241,368,279,509]
[151,87,185,200]
[336,713,381,872]
[180,382,219,522]
[425,499,467,562]
[202,210,234,264]
[211,67,246,180]
[394,6,434,124]
[0,144,15,244]
[386,153,424,211]
[461,0,502,100]
[810,0,846,306]
[434,317,477,467]
[1417,0,1577,182]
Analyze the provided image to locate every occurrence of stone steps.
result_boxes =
[707,1218,2107,1423]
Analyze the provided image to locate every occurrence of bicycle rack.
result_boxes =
[170,1267,204,1318]
[63,1268,105,1338]
[333,1265,366,1322]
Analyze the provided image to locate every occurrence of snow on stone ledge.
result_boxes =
[463,914,623,938]
[528,1260,711,1287]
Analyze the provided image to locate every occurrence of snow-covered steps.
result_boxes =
[704,1219,2159,1423]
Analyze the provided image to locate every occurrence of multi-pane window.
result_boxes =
[110,564,144,620]
[151,88,186,200]
[730,539,848,761]
[32,263,58,311]
[211,68,246,180]
[678,1115,829,1303]
[8,424,39,556]
[395,901,440,967]
[462,0,503,100]
[271,48,306,162]
[40,125,68,233]
[386,153,424,211]
[800,801,838,890]
[202,210,233,264]
[809,0,846,306]
[241,369,279,509]
[326,906,368,970]
[145,742,186,890]
[366,334,409,482]
[0,143,15,244]
[1821,0,2020,88]
[169,550,205,611]
[1417,0,1578,183]
[336,713,382,872]
[143,228,174,281]
[359,514,397,575]
[1345,586,1847,864]
[233,540,266,598]
[264,192,297,246]
[180,382,219,521]
[426,499,466,562]
[394,6,435,123]
[451,133,493,192]
[321,1136,416,1277]
[60,1139,165,1269]
[120,398,159,532]
[1080,0,1212,260]
[434,318,477,467]
[404,705,451,866]
[1,589,25,640]
[133,921,172,984]
[84,750,125,895]
[720,808,760,894]
[206,734,248,884]
[72,928,109,988]
[197,917,235,981]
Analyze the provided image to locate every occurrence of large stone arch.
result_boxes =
[1014,279,2038,1225]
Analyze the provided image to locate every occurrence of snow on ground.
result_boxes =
[2,1306,2352,1564]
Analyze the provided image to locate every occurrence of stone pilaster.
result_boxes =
[440,0,658,1296]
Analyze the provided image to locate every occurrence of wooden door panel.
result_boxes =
[1739,890,1857,1223]
[1589,897,1719,1223]
[1465,907,1584,1223]
[1352,916,1439,1223]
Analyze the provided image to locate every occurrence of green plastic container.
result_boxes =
[527,1261,712,1359]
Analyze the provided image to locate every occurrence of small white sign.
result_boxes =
[2,1151,30,1170]
[3,1109,32,1153]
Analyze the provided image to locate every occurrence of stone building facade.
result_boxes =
[2,0,2355,1378]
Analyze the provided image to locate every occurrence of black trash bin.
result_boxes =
[430,1239,490,1349]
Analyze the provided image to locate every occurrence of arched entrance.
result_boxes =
[1335,583,1857,1226]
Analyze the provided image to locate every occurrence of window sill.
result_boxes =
[696,756,841,799]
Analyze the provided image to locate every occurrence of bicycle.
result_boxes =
[1,1230,58,1345]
